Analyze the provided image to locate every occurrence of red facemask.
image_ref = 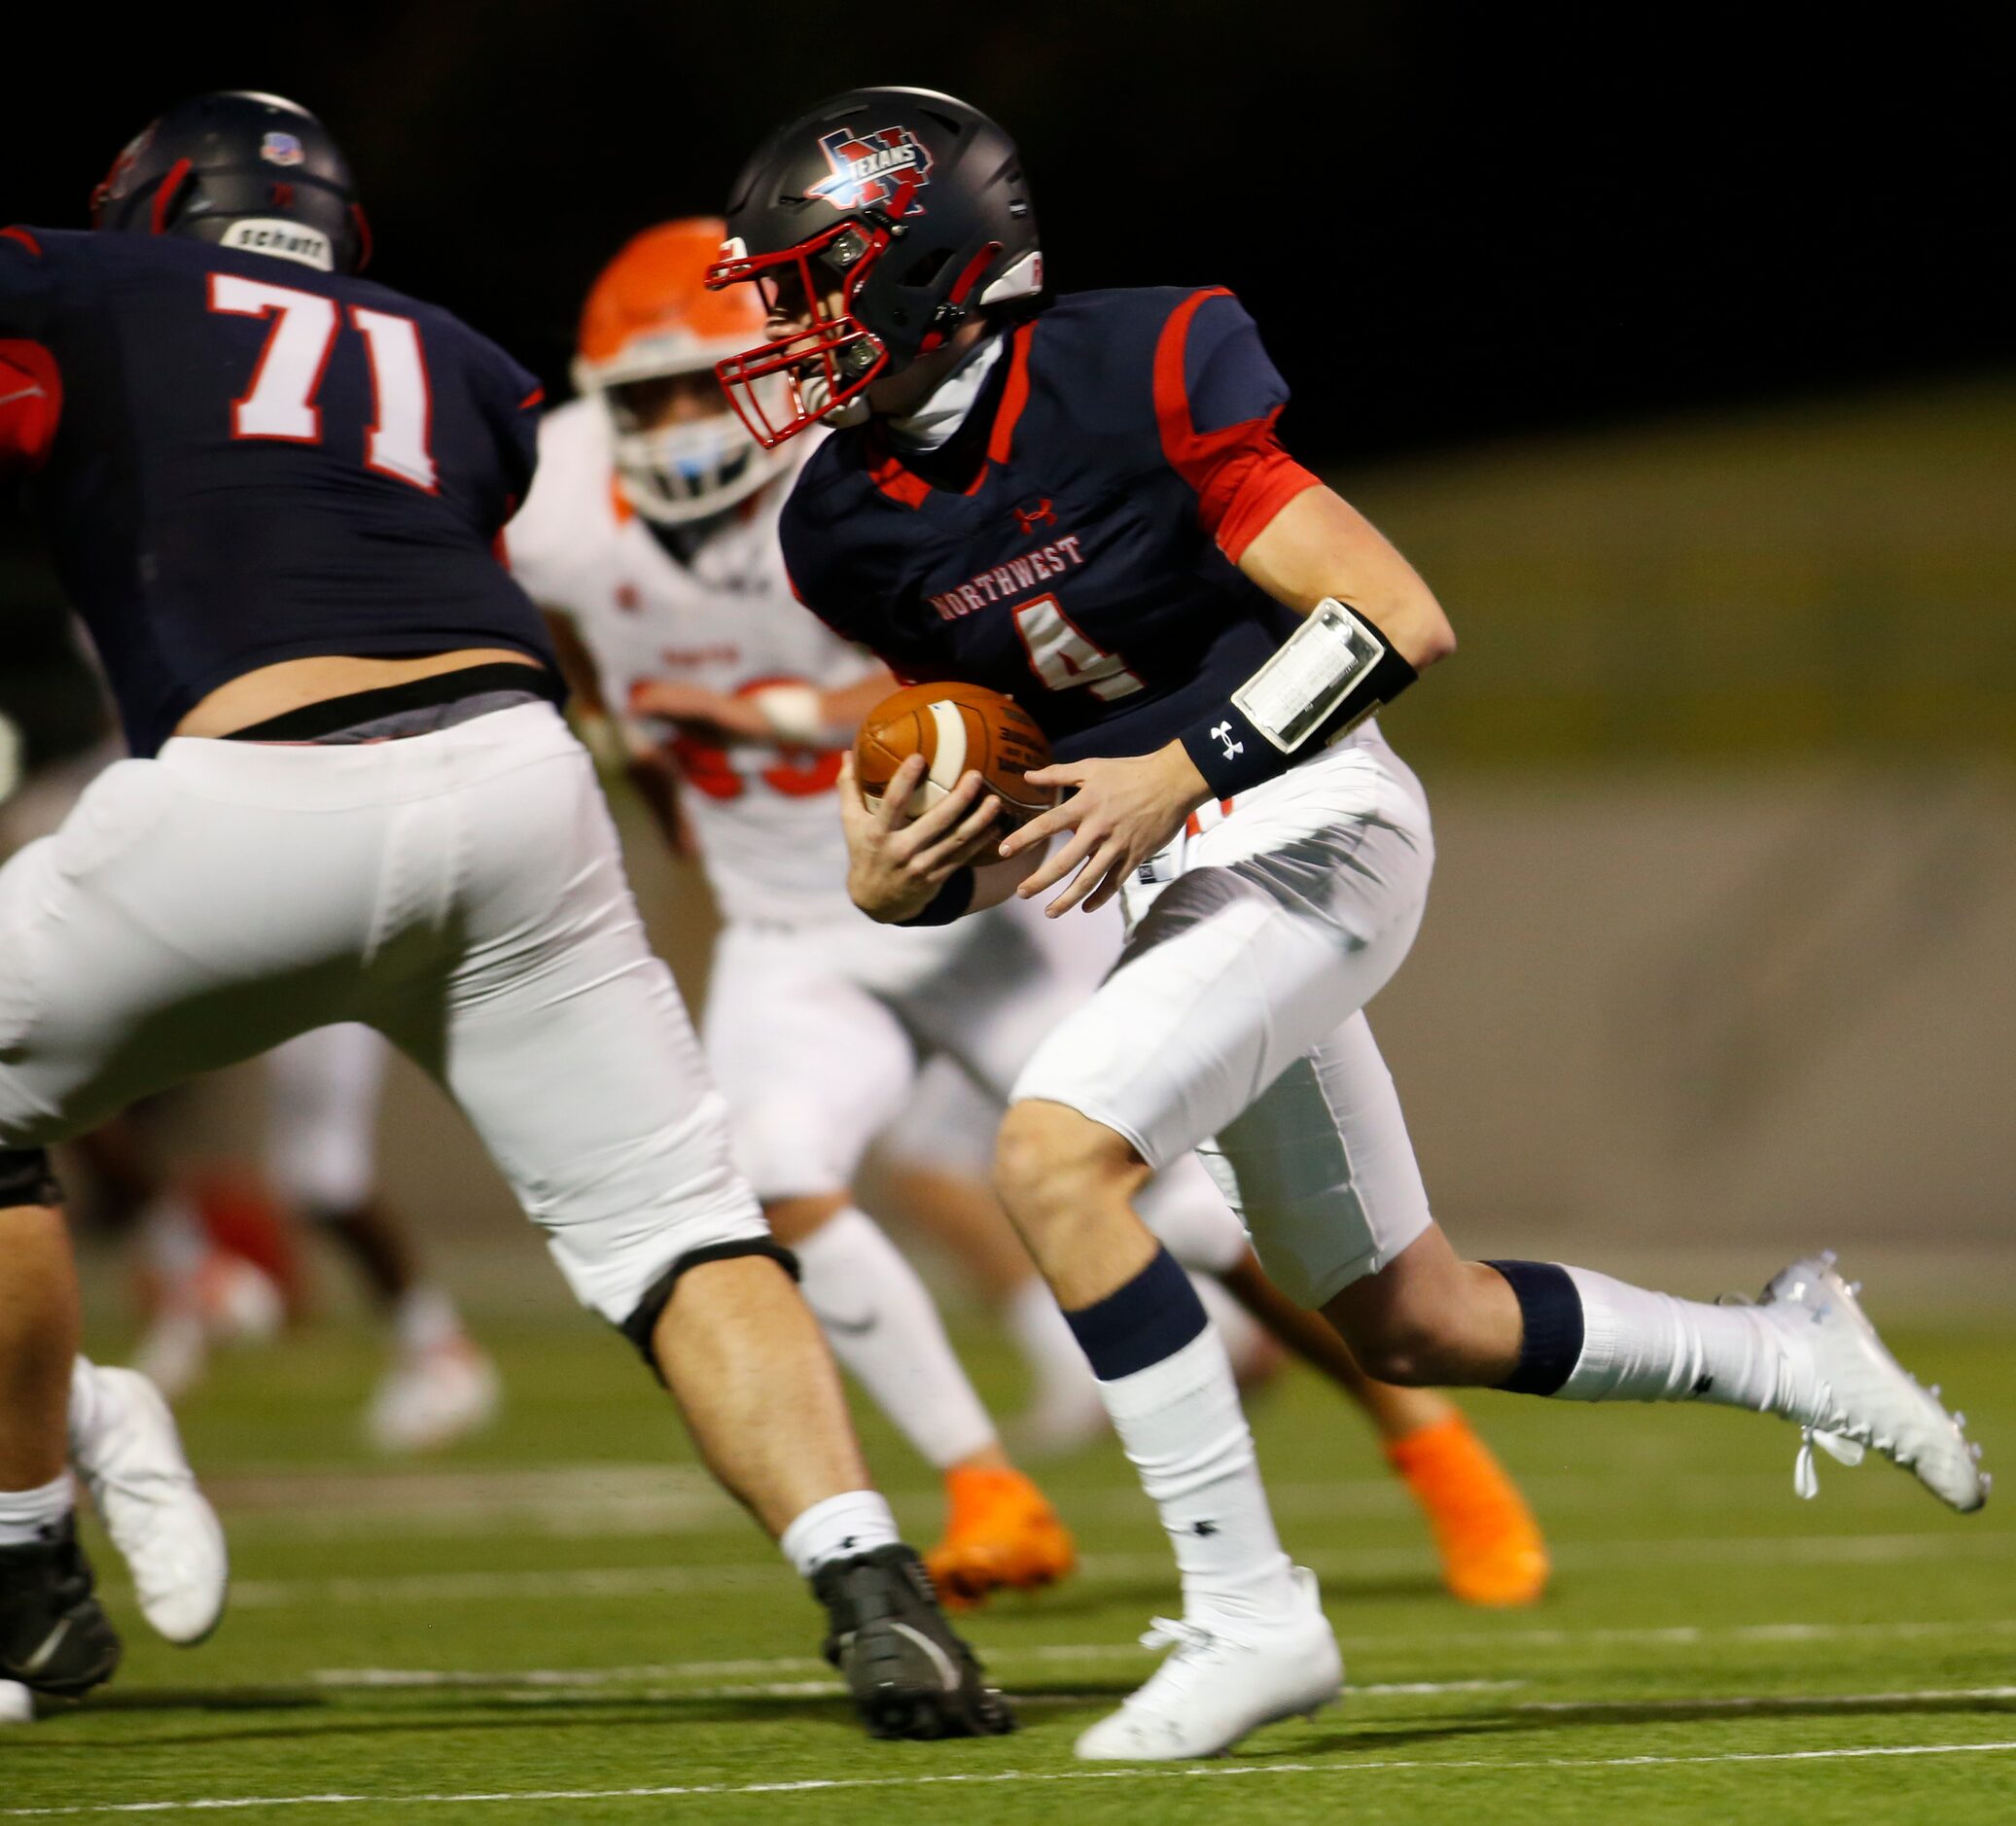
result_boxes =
[703,180,921,449]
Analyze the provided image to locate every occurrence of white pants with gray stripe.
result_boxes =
[1011,727,1434,1307]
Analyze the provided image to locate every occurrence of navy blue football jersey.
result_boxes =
[779,287,1323,764]
[0,227,557,756]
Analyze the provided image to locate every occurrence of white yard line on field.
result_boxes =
[224,1531,2016,1608]
[486,1677,1520,1710]
[306,1661,1515,1699]
[1518,1686,2016,1714]
[6,1739,2016,1816]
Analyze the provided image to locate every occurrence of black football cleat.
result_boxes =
[0,1514,123,1697]
[812,1543,1015,1740]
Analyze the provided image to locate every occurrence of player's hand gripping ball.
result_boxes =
[855,683,1057,827]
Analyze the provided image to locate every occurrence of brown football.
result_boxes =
[855,681,1057,826]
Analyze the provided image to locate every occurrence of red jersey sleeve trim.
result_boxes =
[518,386,545,411]
[0,227,44,258]
[1209,435,1323,564]
[0,338,63,472]
[1152,287,1319,564]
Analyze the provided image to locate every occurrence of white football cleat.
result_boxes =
[1074,1566,1341,1761]
[0,1680,33,1725]
[1757,1255,1987,1512]
[366,1338,501,1456]
[71,1365,229,1646]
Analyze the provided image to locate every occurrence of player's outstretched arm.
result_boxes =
[626,668,899,748]
[1237,484,1456,669]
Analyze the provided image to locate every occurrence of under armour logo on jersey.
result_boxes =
[1211,720,1244,761]
[1012,497,1057,537]
[1191,1520,1219,1536]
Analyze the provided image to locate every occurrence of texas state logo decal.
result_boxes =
[806,125,934,216]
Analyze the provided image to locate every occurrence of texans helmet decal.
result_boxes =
[805,125,933,216]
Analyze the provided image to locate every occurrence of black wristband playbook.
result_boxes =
[1180,605,1419,800]
[895,866,976,927]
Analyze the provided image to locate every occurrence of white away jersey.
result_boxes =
[506,401,875,924]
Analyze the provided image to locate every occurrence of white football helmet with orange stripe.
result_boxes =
[572,218,795,525]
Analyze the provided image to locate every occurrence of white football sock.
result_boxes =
[780,1489,902,1576]
[1557,1267,1808,1415]
[1097,1326,1298,1621]
[796,1209,997,1471]
[0,1473,72,1547]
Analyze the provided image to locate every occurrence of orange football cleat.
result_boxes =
[925,1465,1077,1609]
[1387,1414,1551,1607]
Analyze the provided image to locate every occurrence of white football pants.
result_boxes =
[0,703,761,1322]
[1014,731,1437,1307]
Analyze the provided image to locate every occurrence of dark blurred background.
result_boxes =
[5,7,2012,1281]
[5,7,2009,449]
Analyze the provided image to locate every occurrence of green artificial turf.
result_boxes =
[4,1309,2011,1823]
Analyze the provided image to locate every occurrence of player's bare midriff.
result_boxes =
[173,649,548,739]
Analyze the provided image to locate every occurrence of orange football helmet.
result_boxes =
[573,218,793,524]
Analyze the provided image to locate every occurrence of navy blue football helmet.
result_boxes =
[92,91,369,274]
[706,87,1041,446]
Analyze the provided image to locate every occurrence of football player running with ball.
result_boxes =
[709,86,1988,1760]
[0,91,1007,1740]
[517,221,1547,1610]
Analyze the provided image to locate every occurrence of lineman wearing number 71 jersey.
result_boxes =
[716,85,1988,1761]
[0,91,1006,1738]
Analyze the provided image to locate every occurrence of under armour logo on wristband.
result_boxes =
[1211,720,1244,760]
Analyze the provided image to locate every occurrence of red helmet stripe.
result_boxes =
[150,158,194,235]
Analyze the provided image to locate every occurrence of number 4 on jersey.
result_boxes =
[1014,593,1144,701]
[208,272,437,492]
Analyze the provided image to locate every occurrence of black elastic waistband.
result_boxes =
[223,663,561,743]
